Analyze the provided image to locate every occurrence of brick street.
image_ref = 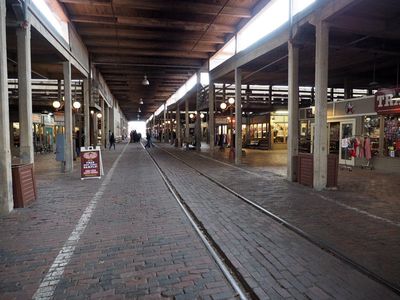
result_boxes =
[1,143,399,299]
[0,143,236,299]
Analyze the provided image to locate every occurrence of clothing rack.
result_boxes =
[340,135,374,171]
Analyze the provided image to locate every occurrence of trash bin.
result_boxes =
[12,163,37,208]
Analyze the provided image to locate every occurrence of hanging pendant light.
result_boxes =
[140,98,144,104]
[52,100,61,109]
[368,54,379,87]
[142,75,149,86]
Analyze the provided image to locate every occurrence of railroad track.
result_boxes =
[143,143,400,298]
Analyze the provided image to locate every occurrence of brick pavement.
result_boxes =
[0,143,236,299]
[151,144,400,298]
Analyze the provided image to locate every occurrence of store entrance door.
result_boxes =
[339,119,356,166]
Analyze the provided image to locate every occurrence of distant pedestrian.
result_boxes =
[75,130,81,156]
[145,131,154,148]
[109,132,116,150]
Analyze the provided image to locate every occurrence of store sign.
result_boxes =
[32,113,41,123]
[80,147,103,179]
[375,88,400,114]
[54,112,64,122]
[42,114,54,125]
[215,116,228,124]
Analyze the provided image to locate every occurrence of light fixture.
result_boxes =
[138,107,141,113]
[200,113,205,118]
[73,101,81,109]
[189,113,194,119]
[220,102,227,110]
[140,98,144,104]
[142,75,149,86]
[369,54,379,87]
[228,97,235,105]
[52,100,61,109]
[97,113,102,118]
[90,110,94,114]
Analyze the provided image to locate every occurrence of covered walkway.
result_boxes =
[0,143,399,299]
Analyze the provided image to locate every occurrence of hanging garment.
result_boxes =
[341,137,350,148]
[364,136,372,160]
[358,137,365,158]
[354,138,360,157]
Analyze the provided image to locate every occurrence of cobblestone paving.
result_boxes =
[151,144,400,298]
[0,143,236,299]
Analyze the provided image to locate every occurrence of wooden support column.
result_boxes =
[313,20,329,190]
[63,62,73,173]
[235,68,242,164]
[185,98,189,146]
[0,0,13,214]
[176,104,181,147]
[208,81,215,151]
[163,106,168,143]
[195,110,201,151]
[287,40,299,181]
[101,99,105,147]
[83,79,90,147]
[17,16,34,164]
[104,106,109,148]
[169,110,174,144]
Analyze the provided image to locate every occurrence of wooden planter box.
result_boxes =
[298,153,338,188]
[12,163,37,208]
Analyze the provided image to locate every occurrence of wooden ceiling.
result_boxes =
[216,0,400,91]
[60,0,266,120]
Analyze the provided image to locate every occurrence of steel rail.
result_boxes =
[154,145,400,297]
[141,143,255,300]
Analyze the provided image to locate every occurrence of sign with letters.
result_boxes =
[375,88,400,114]
[80,146,104,180]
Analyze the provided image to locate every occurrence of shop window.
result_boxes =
[362,116,380,156]
[384,116,400,157]
[299,120,311,153]
[271,114,288,144]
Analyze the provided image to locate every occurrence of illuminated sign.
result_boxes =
[375,88,400,114]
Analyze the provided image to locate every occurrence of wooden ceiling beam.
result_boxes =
[84,38,216,52]
[90,47,210,59]
[77,27,226,44]
[70,15,235,33]
[60,0,251,18]
[329,15,400,40]
[92,54,203,68]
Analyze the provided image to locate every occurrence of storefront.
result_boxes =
[270,111,288,150]
[375,88,400,158]
[243,111,288,150]
[300,91,400,173]
[244,114,269,149]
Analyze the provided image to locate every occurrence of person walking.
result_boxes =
[145,131,154,148]
[109,132,116,150]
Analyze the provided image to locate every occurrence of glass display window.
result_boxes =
[384,115,400,157]
[249,122,268,139]
[362,116,380,156]
[270,113,288,144]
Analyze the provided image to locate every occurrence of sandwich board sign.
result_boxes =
[80,146,104,180]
